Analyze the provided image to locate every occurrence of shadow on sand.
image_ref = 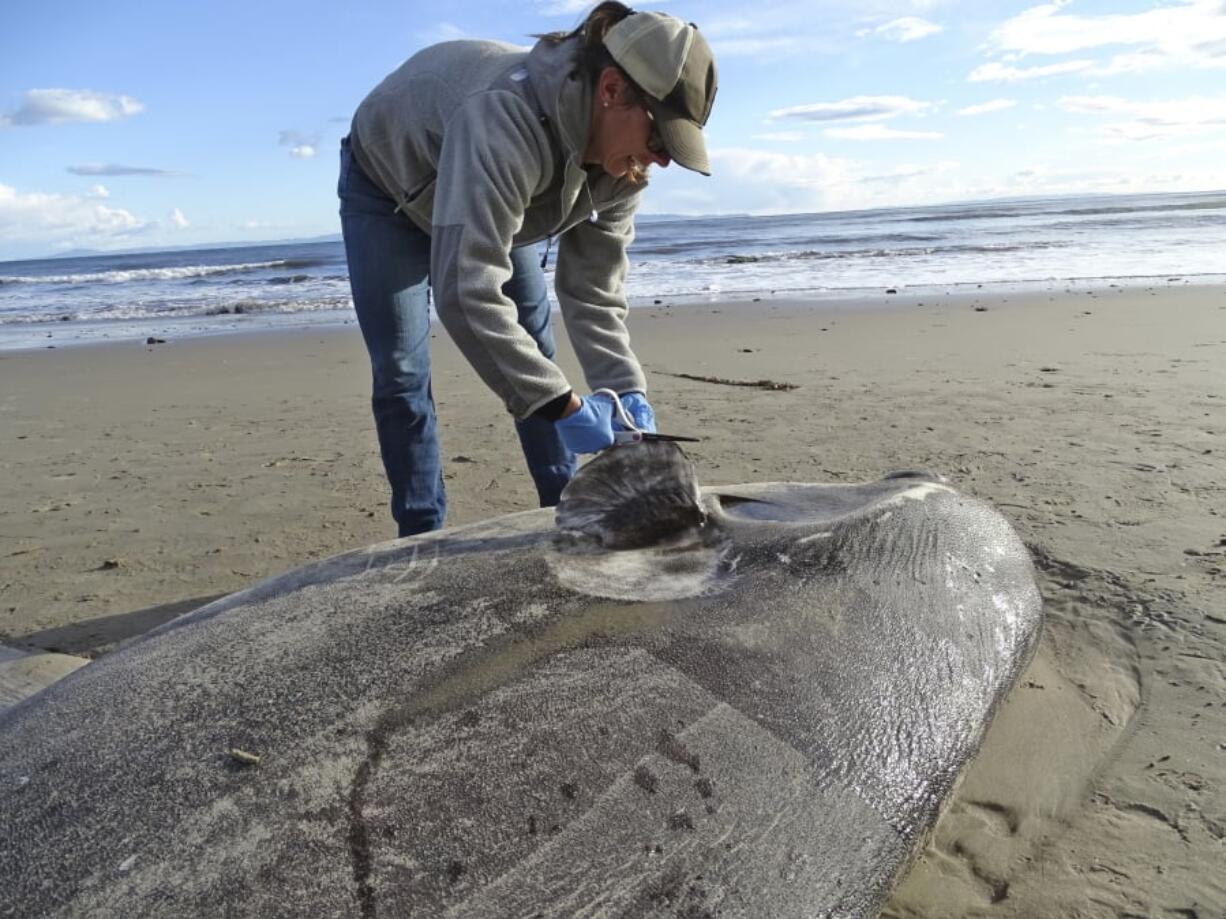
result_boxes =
[3,594,227,658]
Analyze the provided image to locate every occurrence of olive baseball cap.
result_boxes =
[604,12,718,176]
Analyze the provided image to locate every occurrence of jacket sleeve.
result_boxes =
[430,90,573,419]
[554,192,648,396]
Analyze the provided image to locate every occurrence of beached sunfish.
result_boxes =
[0,442,1042,917]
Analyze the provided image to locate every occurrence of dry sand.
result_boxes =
[1,284,1224,916]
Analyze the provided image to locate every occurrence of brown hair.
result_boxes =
[535,3,652,184]
[534,2,644,103]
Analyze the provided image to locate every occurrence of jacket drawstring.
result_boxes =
[542,172,598,270]
[585,170,599,224]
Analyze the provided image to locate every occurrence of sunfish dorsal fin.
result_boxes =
[555,442,708,550]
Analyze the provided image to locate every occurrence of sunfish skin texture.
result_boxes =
[0,446,1041,918]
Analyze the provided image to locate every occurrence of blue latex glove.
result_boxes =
[554,394,616,454]
[618,392,657,434]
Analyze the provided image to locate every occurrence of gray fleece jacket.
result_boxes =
[349,35,648,419]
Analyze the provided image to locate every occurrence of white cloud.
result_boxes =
[860,160,960,184]
[703,147,859,210]
[1057,96,1137,115]
[712,148,855,191]
[982,0,1226,76]
[168,207,189,229]
[701,16,757,38]
[710,36,805,57]
[672,2,941,59]
[640,2,956,60]
[67,163,177,177]
[752,131,807,142]
[979,161,1220,197]
[862,17,944,43]
[957,99,1018,116]
[1058,94,1226,140]
[651,134,1217,216]
[989,0,1226,56]
[1089,50,1171,76]
[1,89,144,127]
[417,21,470,43]
[680,8,807,57]
[682,147,962,213]
[825,124,944,140]
[280,129,320,159]
[770,95,935,123]
[969,59,1093,82]
[87,185,110,199]
[1152,136,1226,158]
[237,218,306,232]
[536,0,591,14]
[0,183,147,247]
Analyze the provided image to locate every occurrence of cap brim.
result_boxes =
[648,99,710,176]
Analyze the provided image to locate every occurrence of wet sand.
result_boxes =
[1,283,1224,915]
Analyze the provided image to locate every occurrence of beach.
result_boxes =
[2,284,1223,915]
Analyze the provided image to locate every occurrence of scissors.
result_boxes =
[613,430,701,444]
[591,389,702,446]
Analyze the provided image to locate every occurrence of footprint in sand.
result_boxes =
[883,548,1143,917]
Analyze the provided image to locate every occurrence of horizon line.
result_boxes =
[4,185,1224,265]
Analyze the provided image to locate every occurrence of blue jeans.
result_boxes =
[338,137,576,537]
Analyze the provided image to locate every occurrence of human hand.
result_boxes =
[617,392,656,434]
[555,393,617,454]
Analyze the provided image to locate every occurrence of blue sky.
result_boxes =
[2,0,1225,260]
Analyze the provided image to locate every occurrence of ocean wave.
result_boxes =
[0,296,353,324]
[624,271,1226,302]
[901,196,1226,224]
[632,232,944,258]
[192,296,355,317]
[718,240,1066,266]
[0,259,324,286]
[1044,213,1226,232]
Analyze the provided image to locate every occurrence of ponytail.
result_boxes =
[536,2,635,48]
[534,3,642,93]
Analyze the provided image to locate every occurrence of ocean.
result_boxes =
[2,189,1224,352]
